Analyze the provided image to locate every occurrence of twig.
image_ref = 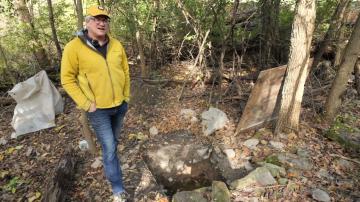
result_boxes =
[178,29,210,101]
[329,153,360,165]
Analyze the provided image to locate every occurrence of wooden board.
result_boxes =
[236,65,286,132]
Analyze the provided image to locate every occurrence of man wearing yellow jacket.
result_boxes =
[61,5,129,202]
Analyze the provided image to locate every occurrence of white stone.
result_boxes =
[243,139,259,149]
[223,149,236,159]
[201,107,229,136]
[91,157,102,169]
[149,126,158,136]
[180,109,197,119]
[190,116,199,123]
[270,141,285,150]
[11,132,17,139]
[79,140,89,151]
[312,189,330,202]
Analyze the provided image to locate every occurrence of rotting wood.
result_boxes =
[42,147,77,202]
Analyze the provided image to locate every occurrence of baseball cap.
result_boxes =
[87,5,110,18]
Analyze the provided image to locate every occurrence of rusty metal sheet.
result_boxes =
[236,65,286,132]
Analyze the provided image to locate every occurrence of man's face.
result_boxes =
[86,15,109,39]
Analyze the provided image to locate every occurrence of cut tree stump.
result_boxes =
[42,147,77,202]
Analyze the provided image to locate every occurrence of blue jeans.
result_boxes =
[87,101,128,194]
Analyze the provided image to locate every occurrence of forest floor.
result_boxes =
[0,61,359,202]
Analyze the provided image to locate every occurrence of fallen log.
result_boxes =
[42,147,77,202]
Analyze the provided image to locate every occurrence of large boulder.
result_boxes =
[143,131,222,192]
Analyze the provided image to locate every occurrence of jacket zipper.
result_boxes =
[82,38,116,105]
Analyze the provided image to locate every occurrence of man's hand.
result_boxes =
[88,102,97,112]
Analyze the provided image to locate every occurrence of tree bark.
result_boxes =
[0,42,9,68]
[74,0,84,31]
[355,59,360,96]
[325,16,360,121]
[274,0,316,134]
[47,0,62,64]
[260,0,281,68]
[312,0,350,69]
[136,30,147,78]
[14,0,50,68]
[150,0,160,69]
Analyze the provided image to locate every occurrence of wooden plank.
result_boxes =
[235,65,287,133]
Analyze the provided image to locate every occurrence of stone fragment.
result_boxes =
[243,139,259,149]
[230,167,276,190]
[172,191,207,202]
[260,163,286,177]
[312,188,330,202]
[212,181,230,202]
[201,107,229,136]
[91,157,102,169]
[223,149,236,159]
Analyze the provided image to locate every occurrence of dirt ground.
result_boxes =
[0,62,359,202]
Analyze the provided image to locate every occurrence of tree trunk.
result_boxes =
[312,0,350,69]
[74,0,84,31]
[274,0,316,134]
[260,0,281,68]
[355,59,360,96]
[150,0,160,69]
[219,0,240,90]
[47,0,62,64]
[0,42,9,68]
[14,0,50,69]
[136,30,147,78]
[325,15,360,121]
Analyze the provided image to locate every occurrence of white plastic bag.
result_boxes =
[8,70,64,137]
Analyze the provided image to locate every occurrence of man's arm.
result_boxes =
[61,43,92,111]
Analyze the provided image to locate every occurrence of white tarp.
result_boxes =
[8,70,64,137]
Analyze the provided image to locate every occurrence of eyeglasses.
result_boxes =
[90,16,110,24]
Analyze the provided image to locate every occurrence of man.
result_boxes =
[61,5,130,202]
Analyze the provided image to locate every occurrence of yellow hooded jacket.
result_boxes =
[61,33,130,111]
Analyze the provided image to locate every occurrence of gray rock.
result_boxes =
[260,163,286,177]
[312,188,330,202]
[278,153,313,170]
[296,148,310,157]
[230,167,276,190]
[172,191,207,202]
[316,169,334,180]
[223,149,236,159]
[243,139,259,149]
[201,107,229,136]
[91,157,102,169]
[269,141,285,150]
[212,181,230,202]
